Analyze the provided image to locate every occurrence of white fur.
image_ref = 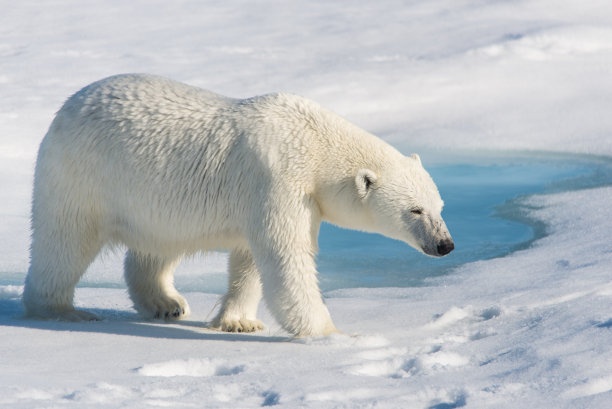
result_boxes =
[23,74,452,337]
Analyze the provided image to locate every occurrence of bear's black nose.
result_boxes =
[437,239,454,256]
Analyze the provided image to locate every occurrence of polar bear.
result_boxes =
[23,74,453,337]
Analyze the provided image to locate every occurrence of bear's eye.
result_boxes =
[411,209,423,215]
[364,175,374,190]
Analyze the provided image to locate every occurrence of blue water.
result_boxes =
[316,153,612,291]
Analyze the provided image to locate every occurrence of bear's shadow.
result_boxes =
[0,298,289,343]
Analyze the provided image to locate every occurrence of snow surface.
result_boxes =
[2,0,612,408]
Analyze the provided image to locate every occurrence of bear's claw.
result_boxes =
[137,293,190,321]
[154,307,186,320]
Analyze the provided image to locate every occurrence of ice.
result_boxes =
[2,0,612,408]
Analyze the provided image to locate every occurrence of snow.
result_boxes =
[1,0,612,407]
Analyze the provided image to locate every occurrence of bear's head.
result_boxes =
[352,153,454,257]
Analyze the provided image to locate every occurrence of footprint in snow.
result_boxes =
[428,305,502,329]
[348,346,469,378]
[347,306,502,379]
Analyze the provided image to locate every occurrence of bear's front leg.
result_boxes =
[247,202,338,337]
[253,244,338,337]
[210,248,264,333]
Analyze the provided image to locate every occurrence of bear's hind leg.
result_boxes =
[23,221,102,321]
[210,248,264,333]
[124,250,190,320]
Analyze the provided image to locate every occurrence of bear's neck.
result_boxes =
[313,109,403,180]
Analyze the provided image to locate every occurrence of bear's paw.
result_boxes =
[135,293,191,321]
[211,317,264,333]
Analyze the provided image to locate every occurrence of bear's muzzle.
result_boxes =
[436,238,455,256]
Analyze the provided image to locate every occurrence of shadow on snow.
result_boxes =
[0,298,289,343]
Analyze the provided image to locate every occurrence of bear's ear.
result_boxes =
[410,153,422,165]
[356,169,377,199]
